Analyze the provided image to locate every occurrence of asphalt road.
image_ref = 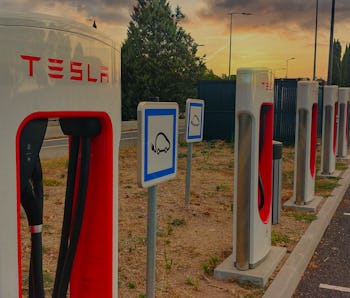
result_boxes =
[293,187,350,297]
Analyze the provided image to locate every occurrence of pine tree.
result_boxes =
[121,0,206,120]
[341,44,350,87]
[332,39,342,85]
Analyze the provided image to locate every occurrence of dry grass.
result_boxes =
[19,140,347,297]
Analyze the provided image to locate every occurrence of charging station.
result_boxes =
[233,68,274,269]
[292,81,319,205]
[337,88,349,159]
[0,12,120,298]
[214,68,285,287]
[320,85,338,176]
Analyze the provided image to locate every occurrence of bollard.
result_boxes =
[272,141,283,225]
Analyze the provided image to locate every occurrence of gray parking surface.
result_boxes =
[293,187,350,297]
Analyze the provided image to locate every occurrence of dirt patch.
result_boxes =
[19,140,347,297]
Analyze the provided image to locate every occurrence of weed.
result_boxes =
[209,256,218,266]
[164,251,173,270]
[43,178,63,187]
[201,149,210,162]
[336,161,348,171]
[42,245,49,254]
[170,218,185,226]
[202,263,210,274]
[178,140,187,147]
[139,295,146,298]
[315,177,340,193]
[216,184,230,191]
[203,256,218,274]
[43,271,53,286]
[290,212,317,223]
[185,277,199,291]
[271,231,290,246]
[167,225,174,236]
[178,152,187,158]
[126,281,136,289]
[124,185,132,189]
[164,239,171,245]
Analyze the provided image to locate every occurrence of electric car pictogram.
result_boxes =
[190,114,200,127]
[151,132,170,154]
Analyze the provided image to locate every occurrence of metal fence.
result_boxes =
[199,79,325,145]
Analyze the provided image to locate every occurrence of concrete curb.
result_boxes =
[263,167,350,298]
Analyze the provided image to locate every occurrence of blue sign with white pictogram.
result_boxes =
[185,98,205,143]
[137,102,178,188]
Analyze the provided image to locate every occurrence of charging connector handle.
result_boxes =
[20,118,48,298]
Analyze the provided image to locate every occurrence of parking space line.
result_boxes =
[319,283,350,293]
[344,213,350,216]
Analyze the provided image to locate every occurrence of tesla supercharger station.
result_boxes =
[292,81,319,205]
[320,85,338,175]
[233,68,274,270]
[0,12,120,298]
[337,88,350,158]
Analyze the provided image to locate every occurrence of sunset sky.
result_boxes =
[3,0,350,79]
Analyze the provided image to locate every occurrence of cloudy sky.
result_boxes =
[3,0,350,79]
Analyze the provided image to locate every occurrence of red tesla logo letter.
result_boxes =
[20,55,41,77]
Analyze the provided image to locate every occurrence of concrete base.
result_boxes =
[283,196,323,212]
[318,170,341,178]
[213,246,286,288]
[336,155,350,161]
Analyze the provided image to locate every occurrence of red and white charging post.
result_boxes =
[284,81,322,210]
[337,88,350,159]
[233,68,274,269]
[0,12,120,297]
[320,85,339,176]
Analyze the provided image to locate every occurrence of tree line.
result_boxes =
[331,39,350,87]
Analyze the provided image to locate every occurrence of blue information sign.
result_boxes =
[137,102,178,188]
[185,99,205,143]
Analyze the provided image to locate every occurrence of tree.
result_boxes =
[331,39,342,85]
[121,0,207,120]
[341,44,350,87]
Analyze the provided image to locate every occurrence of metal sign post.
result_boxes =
[184,99,205,204]
[137,102,178,297]
[146,185,157,298]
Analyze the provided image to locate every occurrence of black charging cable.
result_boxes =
[20,119,48,298]
[53,118,101,298]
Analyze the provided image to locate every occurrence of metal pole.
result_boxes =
[228,13,233,79]
[327,0,336,85]
[146,185,157,298]
[285,60,288,78]
[185,143,193,204]
[313,0,319,80]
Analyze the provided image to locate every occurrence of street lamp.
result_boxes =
[327,0,336,85]
[228,12,252,79]
[313,0,319,80]
[285,57,295,78]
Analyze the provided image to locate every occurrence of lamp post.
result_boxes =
[327,0,336,85]
[285,57,295,78]
[228,12,252,79]
[313,0,318,80]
